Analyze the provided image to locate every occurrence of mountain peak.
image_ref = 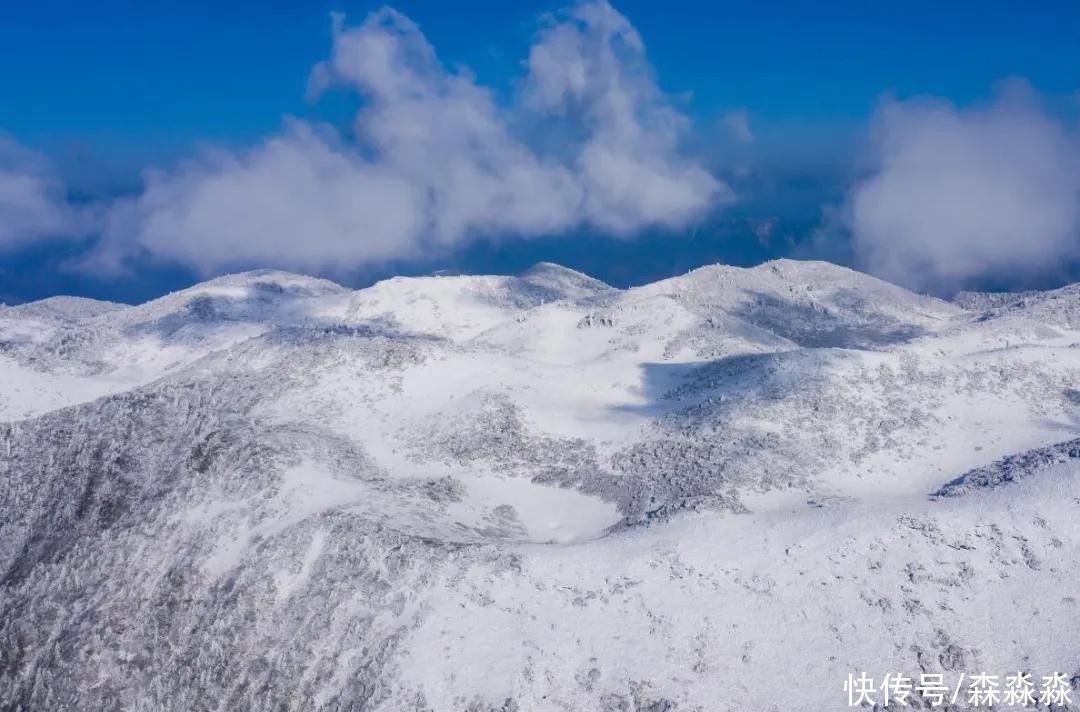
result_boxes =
[4,295,126,322]
[518,262,615,301]
[188,269,348,296]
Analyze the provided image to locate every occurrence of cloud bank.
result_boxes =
[843,83,1080,290]
[93,1,726,275]
[0,137,85,249]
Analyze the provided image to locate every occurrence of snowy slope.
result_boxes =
[1,260,1079,711]
[956,283,1080,328]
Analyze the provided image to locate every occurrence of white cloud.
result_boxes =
[0,137,84,249]
[94,1,726,275]
[96,123,426,274]
[843,83,1080,290]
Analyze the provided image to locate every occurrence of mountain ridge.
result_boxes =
[2,259,1079,711]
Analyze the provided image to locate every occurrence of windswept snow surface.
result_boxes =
[2,260,1080,711]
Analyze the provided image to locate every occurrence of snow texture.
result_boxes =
[1,260,1079,711]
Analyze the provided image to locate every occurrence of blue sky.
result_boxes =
[2,0,1079,303]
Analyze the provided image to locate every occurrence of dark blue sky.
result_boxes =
[2,0,1079,303]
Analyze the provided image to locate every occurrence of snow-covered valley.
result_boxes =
[1,259,1078,711]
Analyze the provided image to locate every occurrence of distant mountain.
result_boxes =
[955,282,1080,328]
[2,260,1079,711]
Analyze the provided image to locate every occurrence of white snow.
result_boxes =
[4,260,1080,711]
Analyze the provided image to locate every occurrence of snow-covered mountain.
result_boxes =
[2,260,1079,711]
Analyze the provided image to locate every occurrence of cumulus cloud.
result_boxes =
[93,1,726,275]
[521,1,727,231]
[842,83,1080,290]
[96,123,426,274]
[0,137,85,249]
